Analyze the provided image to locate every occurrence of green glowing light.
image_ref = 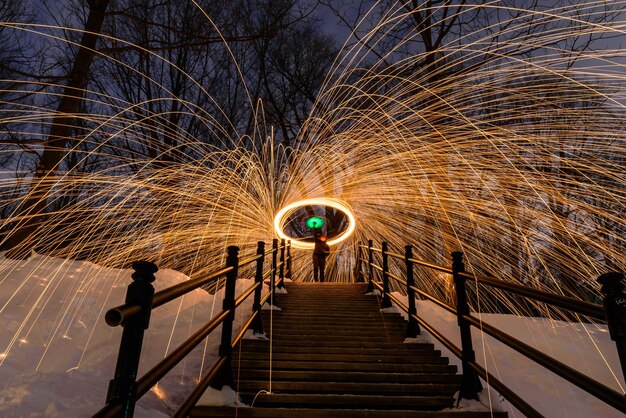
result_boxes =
[306,216,324,229]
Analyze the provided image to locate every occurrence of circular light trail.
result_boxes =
[274,198,356,249]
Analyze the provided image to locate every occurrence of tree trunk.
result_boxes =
[5,0,110,259]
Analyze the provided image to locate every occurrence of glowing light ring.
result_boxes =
[274,198,356,249]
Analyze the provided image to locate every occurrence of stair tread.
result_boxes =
[240,392,454,408]
[233,370,462,383]
[195,283,504,418]
[235,380,459,394]
[234,353,448,364]
[191,406,507,418]
[240,340,429,349]
[235,360,457,373]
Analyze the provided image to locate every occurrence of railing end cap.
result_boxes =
[105,308,123,327]
[131,261,158,282]
[597,272,625,294]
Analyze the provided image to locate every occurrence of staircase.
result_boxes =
[191,282,507,417]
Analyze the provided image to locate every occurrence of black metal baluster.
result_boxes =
[598,272,626,383]
[105,261,158,417]
[210,246,239,389]
[451,251,482,400]
[405,245,420,338]
[381,241,392,308]
[250,241,265,335]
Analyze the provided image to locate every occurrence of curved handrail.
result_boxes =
[239,253,263,267]
[408,257,452,274]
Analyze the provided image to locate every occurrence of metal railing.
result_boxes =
[92,239,291,418]
[358,240,626,417]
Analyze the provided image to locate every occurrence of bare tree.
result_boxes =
[4,0,111,258]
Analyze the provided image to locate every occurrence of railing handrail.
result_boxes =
[104,245,287,327]
[360,244,604,320]
[462,312,626,411]
[94,240,292,418]
[459,271,605,320]
[359,244,452,273]
[362,240,626,416]
[104,266,231,327]
[135,309,230,400]
[367,265,544,418]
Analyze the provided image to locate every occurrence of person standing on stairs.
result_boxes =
[313,233,330,282]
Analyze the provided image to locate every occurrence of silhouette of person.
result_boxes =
[313,234,330,282]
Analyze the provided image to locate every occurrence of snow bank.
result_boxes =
[0,253,264,417]
[196,385,246,407]
[389,291,625,418]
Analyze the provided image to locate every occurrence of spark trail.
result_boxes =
[0,1,624,412]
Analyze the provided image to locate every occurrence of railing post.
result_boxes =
[356,242,363,283]
[597,272,626,382]
[271,239,278,297]
[366,239,374,293]
[250,241,265,335]
[286,240,292,280]
[452,251,482,400]
[405,245,421,338]
[211,246,239,389]
[381,241,392,308]
[278,238,286,289]
[105,261,158,418]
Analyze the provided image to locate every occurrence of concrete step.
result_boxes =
[261,312,404,320]
[260,327,408,336]
[260,317,397,324]
[261,330,407,339]
[239,339,429,350]
[266,310,389,318]
[273,298,380,304]
[238,343,437,356]
[261,334,406,343]
[193,283,504,418]
[263,318,406,331]
[232,369,462,384]
[234,380,459,395]
[263,318,407,326]
[234,360,457,373]
[263,322,407,330]
[266,309,401,315]
[238,393,454,410]
[261,318,402,326]
[274,295,376,298]
[269,300,384,306]
[233,352,447,364]
[266,332,405,345]
[191,407,507,418]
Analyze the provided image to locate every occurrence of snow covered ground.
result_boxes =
[389,292,625,418]
[0,253,261,417]
[0,253,623,417]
